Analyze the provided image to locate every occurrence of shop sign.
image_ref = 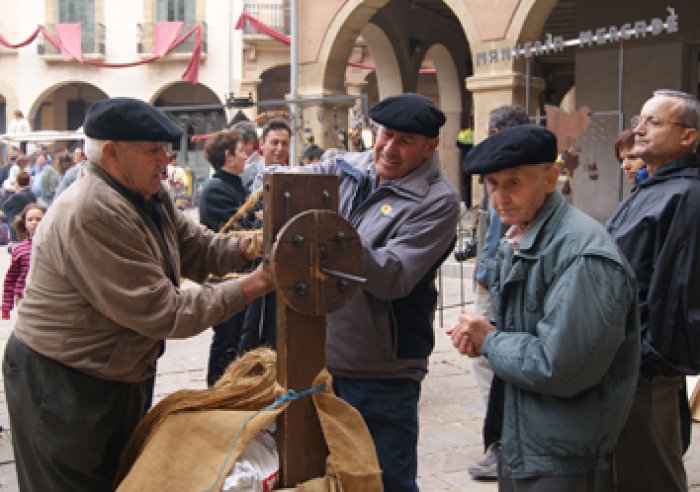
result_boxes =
[476,8,679,66]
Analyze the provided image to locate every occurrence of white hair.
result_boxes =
[84,137,108,164]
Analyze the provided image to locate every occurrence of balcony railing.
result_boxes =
[37,23,105,57]
[137,21,208,56]
[243,2,290,35]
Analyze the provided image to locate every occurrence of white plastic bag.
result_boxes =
[221,427,279,492]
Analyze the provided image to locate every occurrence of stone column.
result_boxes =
[441,108,463,195]
[345,80,369,152]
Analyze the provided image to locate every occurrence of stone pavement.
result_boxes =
[0,248,697,490]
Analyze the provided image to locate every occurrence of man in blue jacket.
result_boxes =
[607,89,700,492]
[451,124,639,491]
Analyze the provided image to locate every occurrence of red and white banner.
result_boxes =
[0,22,202,84]
[234,12,435,74]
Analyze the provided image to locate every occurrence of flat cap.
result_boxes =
[462,124,557,174]
[369,93,445,138]
[84,97,182,143]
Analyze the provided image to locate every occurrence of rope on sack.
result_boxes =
[203,383,327,492]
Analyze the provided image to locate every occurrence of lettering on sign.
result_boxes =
[476,8,679,66]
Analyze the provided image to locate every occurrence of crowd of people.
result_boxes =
[0,145,87,319]
[0,88,697,492]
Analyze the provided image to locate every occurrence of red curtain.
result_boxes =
[235,12,290,44]
[55,23,83,61]
[153,21,183,56]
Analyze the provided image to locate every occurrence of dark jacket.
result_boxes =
[307,150,460,381]
[3,187,36,219]
[198,170,253,233]
[607,153,700,376]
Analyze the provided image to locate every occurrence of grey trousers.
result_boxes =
[496,446,605,492]
[614,373,687,492]
[498,469,602,492]
[472,289,494,414]
[3,334,150,491]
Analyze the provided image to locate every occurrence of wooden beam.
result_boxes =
[264,173,338,487]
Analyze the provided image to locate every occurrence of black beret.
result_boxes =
[462,124,557,174]
[369,93,445,138]
[84,97,182,143]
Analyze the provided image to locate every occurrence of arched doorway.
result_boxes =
[421,42,466,200]
[152,81,226,201]
[298,0,471,189]
[360,22,402,102]
[29,82,108,131]
[259,65,291,104]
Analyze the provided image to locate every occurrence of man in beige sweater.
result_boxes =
[3,97,274,491]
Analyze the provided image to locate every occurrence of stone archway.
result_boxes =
[423,42,463,191]
[297,0,474,184]
[464,0,559,143]
[360,22,402,100]
[151,81,226,190]
[151,80,223,107]
[259,65,291,103]
[29,81,108,131]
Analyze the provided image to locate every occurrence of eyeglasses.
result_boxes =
[119,142,169,156]
[133,143,168,156]
[631,114,691,130]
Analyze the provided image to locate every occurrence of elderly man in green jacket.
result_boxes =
[449,124,639,491]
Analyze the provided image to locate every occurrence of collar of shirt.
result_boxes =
[505,224,529,254]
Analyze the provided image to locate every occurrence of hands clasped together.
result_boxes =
[447,310,496,357]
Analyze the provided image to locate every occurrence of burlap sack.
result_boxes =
[117,407,285,491]
[308,369,382,491]
[116,348,382,491]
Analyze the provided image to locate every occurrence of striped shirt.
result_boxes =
[3,237,32,312]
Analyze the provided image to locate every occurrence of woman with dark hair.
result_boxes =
[200,131,250,231]
[2,203,45,319]
[199,130,257,385]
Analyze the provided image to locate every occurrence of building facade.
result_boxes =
[0,0,699,219]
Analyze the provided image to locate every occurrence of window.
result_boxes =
[58,0,97,53]
[156,0,196,52]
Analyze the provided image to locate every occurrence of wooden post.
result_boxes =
[263,173,336,487]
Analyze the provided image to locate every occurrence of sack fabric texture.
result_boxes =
[115,348,382,491]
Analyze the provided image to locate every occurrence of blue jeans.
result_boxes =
[206,311,245,387]
[333,376,421,492]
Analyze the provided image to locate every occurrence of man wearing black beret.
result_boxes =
[449,124,640,490]
[2,97,274,491]
[293,92,460,491]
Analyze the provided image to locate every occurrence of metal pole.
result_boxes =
[158,94,366,113]
[617,39,625,202]
[227,0,233,121]
[289,0,298,166]
[525,57,531,114]
[360,93,369,124]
